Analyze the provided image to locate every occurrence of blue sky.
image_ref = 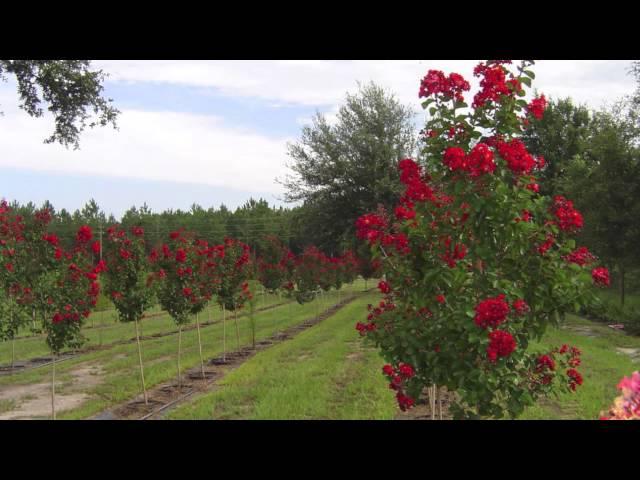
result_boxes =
[0,60,636,218]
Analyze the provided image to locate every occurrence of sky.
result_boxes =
[0,60,636,218]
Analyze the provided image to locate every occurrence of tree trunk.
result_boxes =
[196,313,205,380]
[177,326,183,390]
[11,337,15,372]
[134,320,148,405]
[51,352,56,420]
[234,308,240,350]
[222,305,226,362]
[620,263,626,307]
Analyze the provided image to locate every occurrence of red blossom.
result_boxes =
[475,294,510,329]
[591,267,610,287]
[527,95,547,120]
[487,330,516,362]
[497,139,536,176]
[76,225,93,244]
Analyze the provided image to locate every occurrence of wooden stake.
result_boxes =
[234,308,240,350]
[196,313,205,380]
[177,326,183,390]
[11,337,15,373]
[431,385,436,420]
[51,352,56,420]
[437,387,443,420]
[222,304,226,362]
[134,319,148,405]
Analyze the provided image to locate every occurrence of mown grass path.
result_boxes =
[168,293,396,420]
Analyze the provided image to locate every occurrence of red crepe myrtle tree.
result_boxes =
[210,237,253,360]
[37,224,101,419]
[0,200,32,369]
[356,60,609,419]
[256,235,291,294]
[154,229,215,386]
[102,224,156,403]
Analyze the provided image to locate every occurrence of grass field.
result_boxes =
[170,294,640,420]
[168,292,396,420]
[0,281,367,419]
[1,280,638,420]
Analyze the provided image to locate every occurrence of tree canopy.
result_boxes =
[282,82,417,253]
[0,60,119,149]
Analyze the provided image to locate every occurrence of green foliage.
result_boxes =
[283,82,418,253]
[521,97,591,196]
[0,60,119,149]
[102,225,156,323]
[359,61,603,418]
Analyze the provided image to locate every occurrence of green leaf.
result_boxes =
[523,70,535,79]
[520,77,532,88]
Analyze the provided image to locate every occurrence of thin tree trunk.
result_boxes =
[177,326,182,390]
[620,263,626,307]
[134,320,148,405]
[431,385,436,420]
[222,305,226,362]
[234,308,240,350]
[196,313,205,380]
[51,352,56,420]
[437,387,443,420]
[11,337,15,372]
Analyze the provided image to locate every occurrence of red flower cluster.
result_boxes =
[527,95,547,120]
[378,280,391,294]
[43,233,59,246]
[591,267,610,287]
[355,213,387,243]
[537,235,555,255]
[441,236,467,268]
[536,354,556,372]
[472,62,512,109]
[496,139,536,176]
[563,246,595,266]
[382,363,416,411]
[175,248,187,263]
[487,330,516,363]
[567,368,583,391]
[419,70,470,102]
[512,299,529,316]
[474,294,510,329]
[551,196,583,231]
[76,225,93,244]
[442,144,497,177]
[399,158,433,203]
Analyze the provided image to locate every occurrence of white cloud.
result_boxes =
[0,90,293,196]
[94,60,637,110]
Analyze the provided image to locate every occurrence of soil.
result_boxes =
[395,387,455,420]
[561,326,600,337]
[0,362,105,420]
[92,293,362,420]
[616,347,640,362]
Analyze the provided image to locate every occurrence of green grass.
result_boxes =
[520,313,640,419]
[168,293,397,420]
[0,280,368,419]
[597,289,640,310]
[0,287,287,365]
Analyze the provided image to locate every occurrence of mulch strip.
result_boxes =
[94,293,363,420]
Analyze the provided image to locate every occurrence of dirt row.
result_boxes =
[92,293,363,420]
[0,301,289,376]
[395,387,455,420]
